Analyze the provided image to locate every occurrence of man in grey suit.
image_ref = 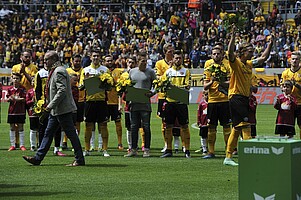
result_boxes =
[23,51,85,166]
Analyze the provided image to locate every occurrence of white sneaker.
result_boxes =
[143,150,150,158]
[161,146,167,153]
[124,150,137,157]
[223,158,238,166]
[83,150,91,156]
[103,150,110,157]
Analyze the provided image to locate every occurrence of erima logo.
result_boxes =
[271,147,284,155]
[293,147,301,155]
[244,146,270,154]
[244,146,284,155]
[253,193,275,200]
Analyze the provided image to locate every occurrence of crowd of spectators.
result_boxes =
[0,0,300,71]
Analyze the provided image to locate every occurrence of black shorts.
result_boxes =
[295,105,301,126]
[275,125,295,136]
[165,103,189,125]
[172,127,181,136]
[125,112,131,130]
[229,95,249,127]
[251,124,256,137]
[7,114,26,124]
[207,102,231,126]
[76,102,85,122]
[85,101,109,123]
[157,99,167,118]
[29,117,40,130]
[108,104,121,121]
[199,127,208,138]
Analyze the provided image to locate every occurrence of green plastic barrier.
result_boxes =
[239,137,301,200]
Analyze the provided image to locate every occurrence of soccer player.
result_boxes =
[12,50,38,148]
[160,50,191,158]
[281,51,301,139]
[80,48,110,157]
[154,43,174,152]
[203,45,231,159]
[224,24,274,166]
[66,54,85,148]
[7,73,26,151]
[104,54,125,150]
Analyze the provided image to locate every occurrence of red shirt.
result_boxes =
[7,86,26,115]
[26,88,36,117]
[197,100,208,127]
[249,95,257,125]
[274,93,297,127]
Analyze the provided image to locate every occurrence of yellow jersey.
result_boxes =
[12,63,38,91]
[163,65,191,103]
[107,68,125,105]
[204,58,230,103]
[155,59,170,99]
[66,67,85,102]
[281,68,301,105]
[228,58,253,99]
[79,64,109,101]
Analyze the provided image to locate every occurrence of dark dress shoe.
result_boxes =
[22,156,41,165]
[66,160,85,167]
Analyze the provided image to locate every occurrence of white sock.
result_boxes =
[90,131,95,148]
[201,138,207,152]
[60,131,65,147]
[126,130,132,149]
[54,146,59,153]
[174,136,179,149]
[98,133,103,149]
[30,129,37,147]
[9,130,16,146]
[19,131,25,146]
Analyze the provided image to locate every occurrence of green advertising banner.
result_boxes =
[239,138,301,200]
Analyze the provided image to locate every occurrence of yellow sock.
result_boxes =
[182,127,190,151]
[226,127,241,158]
[100,123,108,150]
[63,134,68,143]
[139,128,145,147]
[84,123,93,151]
[115,121,122,145]
[242,126,252,140]
[208,127,217,154]
[165,127,173,150]
[223,126,231,146]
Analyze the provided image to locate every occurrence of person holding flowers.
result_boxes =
[104,54,125,151]
[79,48,112,157]
[160,50,191,158]
[202,45,231,159]
[124,51,156,158]
[224,24,274,166]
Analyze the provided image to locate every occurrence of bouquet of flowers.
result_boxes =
[115,72,135,96]
[223,12,248,33]
[99,72,114,90]
[33,99,46,116]
[33,99,49,124]
[206,64,228,83]
[153,76,172,93]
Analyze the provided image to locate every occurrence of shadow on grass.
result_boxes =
[0,191,70,197]
[0,184,43,188]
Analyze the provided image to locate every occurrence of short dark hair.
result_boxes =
[72,54,82,59]
[174,50,182,56]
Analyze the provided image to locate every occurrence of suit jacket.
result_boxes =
[47,66,77,116]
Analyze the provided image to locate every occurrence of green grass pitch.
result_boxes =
[0,103,279,199]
